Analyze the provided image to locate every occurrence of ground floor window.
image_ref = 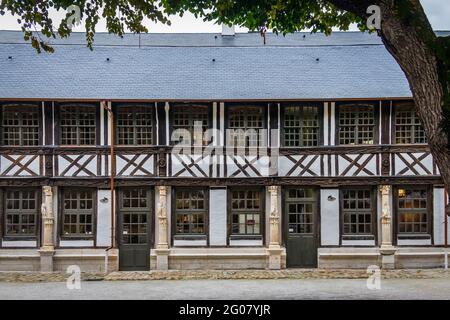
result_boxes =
[340,188,376,239]
[3,189,39,238]
[174,188,208,236]
[61,188,96,239]
[230,188,264,237]
[396,186,431,236]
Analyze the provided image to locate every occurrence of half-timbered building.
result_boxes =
[0,29,448,271]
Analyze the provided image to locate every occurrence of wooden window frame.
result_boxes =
[0,102,42,147]
[392,101,427,145]
[0,188,41,242]
[59,187,97,240]
[228,187,265,241]
[225,103,268,148]
[118,187,154,246]
[280,103,324,147]
[336,102,380,146]
[56,103,100,146]
[171,187,209,242]
[393,185,433,242]
[339,187,377,242]
[169,103,212,146]
[114,103,156,146]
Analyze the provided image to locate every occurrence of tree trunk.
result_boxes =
[329,0,450,198]
[376,1,450,194]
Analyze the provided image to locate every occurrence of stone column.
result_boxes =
[266,186,283,269]
[155,186,170,270]
[39,186,55,272]
[379,185,396,269]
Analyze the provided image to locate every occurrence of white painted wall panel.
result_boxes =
[209,188,227,246]
[96,189,112,247]
[320,189,340,246]
[2,241,37,248]
[59,240,94,247]
[433,187,445,246]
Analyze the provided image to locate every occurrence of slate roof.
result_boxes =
[1,30,442,101]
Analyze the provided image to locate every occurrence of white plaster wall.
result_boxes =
[59,240,94,247]
[96,189,112,247]
[433,187,446,246]
[173,240,207,246]
[320,189,340,246]
[2,241,37,248]
[209,188,227,246]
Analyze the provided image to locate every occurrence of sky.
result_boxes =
[0,0,449,33]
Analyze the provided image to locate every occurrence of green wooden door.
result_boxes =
[285,188,318,268]
[118,188,152,271]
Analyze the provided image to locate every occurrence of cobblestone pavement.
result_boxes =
[0,278,450,300]
[0,268,449,283]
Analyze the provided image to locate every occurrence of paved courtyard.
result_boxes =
[0,278,449,300]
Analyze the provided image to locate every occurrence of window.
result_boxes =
[287,188,315,234]
[117,105,153,145]
[341,189,374,236]
[60,104,97,145]
[4,190,39,237]
[171,105,209,145]
[397,187,430,235]
[1,104,39,146]
[120,188,151,244]
[283,105,320,147]
[230,189,263,236]
[338,104,376,145]
[175,189,207,235]
[228,106,264,147]
[61,189,95,238]
[394,103,427,144]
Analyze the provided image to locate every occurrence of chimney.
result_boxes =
[222,24,235,36]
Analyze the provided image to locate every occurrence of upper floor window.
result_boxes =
[228,105,265,147]
[4,189,39,238]
[338,103,376,145]
[174,189,207,235]
[1,104,40,146]
[230,189,263,236]
[341,189,375,237]
[59,104,97,145]
[61,188,95,238]
[171,104,210,146]
[394,102,427,144]
[116,104,154,145]
[397,187,430,235]
[283,105,320,147]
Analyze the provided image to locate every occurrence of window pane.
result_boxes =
[62,189,95,237]
[284,105,319,147]
[60,105,96,145]
[2,105,39,146]
[174,189,206,235]
[397,187,429,234]
[4,190,38,236]
[117,105,153,145]
[342,189,373,236]
[339,104,374,145]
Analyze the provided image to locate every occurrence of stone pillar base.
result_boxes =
[39,249,55,272]
[380,246,397,269]
[266,247,283,270]
[155,248,170,270]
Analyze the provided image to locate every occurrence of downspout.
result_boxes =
[104,101,115,274]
